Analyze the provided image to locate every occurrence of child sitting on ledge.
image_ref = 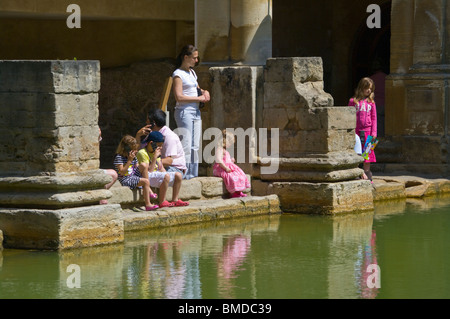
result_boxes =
[137,131,189,208]
[213,129,250,198]
[114,135,158,211]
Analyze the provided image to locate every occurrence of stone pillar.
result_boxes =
[196,0,272,64]
[255,57,374,214]
[208,65,264,174]
[383,0,450,175]
[0,61,124,250]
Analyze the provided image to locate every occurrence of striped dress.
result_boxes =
[113,154,142,189]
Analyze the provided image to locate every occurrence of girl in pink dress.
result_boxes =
[348,77,377,182]
[213,130,251,198]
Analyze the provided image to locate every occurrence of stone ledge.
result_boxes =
[0,205,124,250]
[122,194,281,232]
[372,175,450,201]
[108,175,251,206]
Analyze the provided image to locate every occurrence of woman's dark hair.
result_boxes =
[175,44,198,69]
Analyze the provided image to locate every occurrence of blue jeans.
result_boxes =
[174,107,202,180]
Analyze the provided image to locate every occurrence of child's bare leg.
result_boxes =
[363,162,372,181]
[171,172,182,202]
[139,162,156,197]
[158,174,170,204]
[137,178,151,207]
[139,163,149,180]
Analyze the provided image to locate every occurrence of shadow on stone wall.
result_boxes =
[98,58,177,168]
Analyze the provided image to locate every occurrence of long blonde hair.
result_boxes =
[219,129,235,149]
[115,135,138,157]
[353,77,375,104]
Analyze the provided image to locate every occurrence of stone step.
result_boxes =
[372,175,450,201]
[108,175,251,207]
[122,194,281,232]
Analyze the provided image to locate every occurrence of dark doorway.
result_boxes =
[351,2,391,137]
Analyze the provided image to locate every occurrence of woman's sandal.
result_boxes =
[172,199,189,207]
[150,193,158,199]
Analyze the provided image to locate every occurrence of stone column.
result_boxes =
[0,61,124,250]
[384,0,450,174]
[255,57,374,214]
[196,0,272,64]
[208,65,264,175]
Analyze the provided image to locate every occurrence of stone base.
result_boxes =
[0,170,113,209]
[0,204,124,250]
[253,179,374,215]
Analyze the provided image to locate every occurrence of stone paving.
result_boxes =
[372,175,450,201]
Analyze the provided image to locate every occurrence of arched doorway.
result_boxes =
[351,1,391,137]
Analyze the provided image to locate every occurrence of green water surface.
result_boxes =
[1,197,450,299]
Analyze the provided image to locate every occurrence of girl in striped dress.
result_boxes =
[114,135,158,211]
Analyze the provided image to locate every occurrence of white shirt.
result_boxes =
[172,68,199,110]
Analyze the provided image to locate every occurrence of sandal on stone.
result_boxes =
[159,200,175,208]
[145,205,159,211]
[172,199,189,207]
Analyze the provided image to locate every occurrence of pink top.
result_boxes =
[348,98,377,137]
[159,126,187,171]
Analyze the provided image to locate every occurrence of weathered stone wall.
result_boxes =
[98,60,213,174]
[0,61,101,177]
[0,60,124,249]
[380,0,450,175]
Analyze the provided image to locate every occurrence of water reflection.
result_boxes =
[217,235,252,298]
[2,198,450,299]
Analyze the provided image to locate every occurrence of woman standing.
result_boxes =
[172,45,210,179]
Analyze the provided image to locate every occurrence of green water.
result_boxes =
[1,197,450,299]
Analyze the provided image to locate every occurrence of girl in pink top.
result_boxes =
[348,77,377,182]
[213,130,251,198]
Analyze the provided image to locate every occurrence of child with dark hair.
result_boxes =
[137,131,189,208]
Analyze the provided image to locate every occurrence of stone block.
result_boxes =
[263,82,310,109]
[265,57,324,83]
[372,179,406,201]
[198,176,227,198]
[0,60,100,93]
[0,204,124,250]
[269,180,374,215]
[164,178,203,201]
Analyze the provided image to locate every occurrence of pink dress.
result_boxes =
[213,149,250,194]
[348,98,377,163]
